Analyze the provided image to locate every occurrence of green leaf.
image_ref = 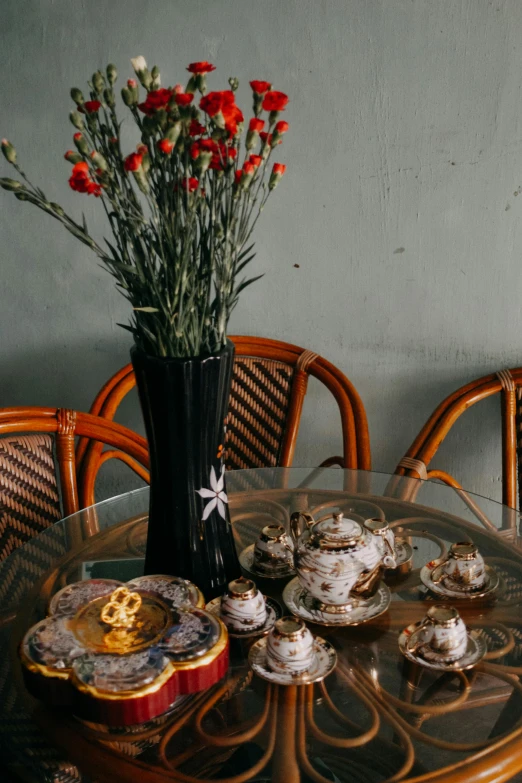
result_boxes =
[234,274,264,295]
[133,306,160,313]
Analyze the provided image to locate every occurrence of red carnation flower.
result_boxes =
[124,152,143,172]
[127,79,137,88]
[157,138,174,154]
[189,119,206,137]
[180,177,199,192]
[249,118,265,132]
[259,132,273,146]
[72,161,89,175]
[86,181,102,197]
[249,154,262,167]
[262,91,288,112]
[68,161,100,196]
[275,120,289,134]
[250,80,271,95]
[64,150,77,162]
[136,144,148,155]
[234,169,243,185]
[223,103,244,135]
[187,61,216,74]
[175,93,194,107]
[138,88,173,116]
[273,163,286,175]
[84,100,101,113]
[73,132,83,141]
[243,161,255,175]
[200,90,231,117]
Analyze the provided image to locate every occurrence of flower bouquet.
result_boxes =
[1,57,289,598]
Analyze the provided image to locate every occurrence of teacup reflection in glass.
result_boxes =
[220,577,267,633]
[408,605,468,661]
[266,616,315,675]
[253,524,294,576]
[442,542,486,589]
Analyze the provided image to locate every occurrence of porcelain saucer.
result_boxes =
[205,595,283,638]
[282,577,391,626]
[248,635,337,685]
[239,544,295,580]
[420,559,500,599]
[399,621,487,671]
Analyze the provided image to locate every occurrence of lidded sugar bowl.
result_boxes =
[289,510,397,612]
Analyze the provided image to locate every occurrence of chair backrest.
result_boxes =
[76,335,371,488]
[0,407,148,561]
[391,367,522,515]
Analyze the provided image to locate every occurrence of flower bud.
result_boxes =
[14,191,29,201]
[106,63,117,85]
[228,77,239,92]
[186,75,198,94]
[0,177,22,191]
[64,149,82,164]
[1,139,16,164]
[91,151,107,171]
[166,121,182,145]
[69,111,84,130]
[70,87,84,105]
[121,87,134,107]
[92,70,105,94]
[269,162,286,190]
[73,133,89,154]
[103,87,115,107]
[151,65,161,89]
[131,56,152,89]
[195,150,212,173]
[132,168,150,194]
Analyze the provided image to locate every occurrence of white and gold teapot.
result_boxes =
[290,510,397,611]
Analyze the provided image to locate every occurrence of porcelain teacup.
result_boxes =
[408,605,468,661]
[439,542,486,589]
[266,616,315,675]
[220,577,267,633]
[253,524,294,576]
[363,518,397,569]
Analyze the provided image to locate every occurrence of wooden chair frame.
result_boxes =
[0,407,148,518]
[76,336,371,490]
[389,367,522,539]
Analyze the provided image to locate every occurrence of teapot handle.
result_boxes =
[290,511,315,547]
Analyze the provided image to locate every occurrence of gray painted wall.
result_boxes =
[1,0,521,502]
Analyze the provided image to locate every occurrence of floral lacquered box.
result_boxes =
[19,576,229,726]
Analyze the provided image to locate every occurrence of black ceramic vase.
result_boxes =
[131,340,241,600]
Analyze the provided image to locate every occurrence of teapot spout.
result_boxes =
[351,563,382,600]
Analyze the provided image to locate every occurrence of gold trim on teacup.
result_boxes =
[450,542,478,561]
[271,616,308,641]
[426,604,461,628]
[259,524,287,543]
[226,577,257,601]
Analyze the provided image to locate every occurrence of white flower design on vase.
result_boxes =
[196,466,228,521]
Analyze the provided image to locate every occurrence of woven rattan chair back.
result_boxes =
[76,336,371,494]
[389,367,522,541]
[0,407,148,562]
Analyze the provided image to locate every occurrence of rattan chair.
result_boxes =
[388,367,522,541]
[0,406,148,563]
[76,336,371,503]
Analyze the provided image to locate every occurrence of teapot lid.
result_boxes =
[313,512,363,546]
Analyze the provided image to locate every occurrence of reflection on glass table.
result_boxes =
[1,468,522,783]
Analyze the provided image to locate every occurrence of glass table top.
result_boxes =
[1,468,522,783]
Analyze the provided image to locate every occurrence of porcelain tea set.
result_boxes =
[235,508,498,675]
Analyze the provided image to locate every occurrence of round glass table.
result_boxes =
[1,467,522,783]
